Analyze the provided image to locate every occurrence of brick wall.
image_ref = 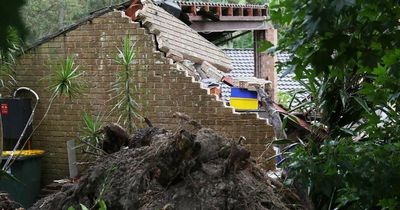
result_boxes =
[254,29,278,100]
[13,11,275,184]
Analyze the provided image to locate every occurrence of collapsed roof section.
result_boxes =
[127,0,232,72]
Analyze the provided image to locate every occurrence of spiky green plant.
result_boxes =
[82,112,103,143]
[49,56,82,99]
[111,35,141,133]
[34,56,83,133]
[2,56,83,172]
[78,112,106,156]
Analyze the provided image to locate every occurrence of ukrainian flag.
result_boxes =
[230,88,258,110]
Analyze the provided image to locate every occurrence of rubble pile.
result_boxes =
[31,122,303,210]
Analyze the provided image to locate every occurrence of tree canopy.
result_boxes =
[0,1,26,57]
[270,0,400,209]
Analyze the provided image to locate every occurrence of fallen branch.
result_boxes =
[256,86,287,140]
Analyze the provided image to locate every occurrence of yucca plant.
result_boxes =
[2,56,83,171]
[32,56,83,134]
[49,56,83,99]
[82,112,103,143]
[111,35,141,133]
[78,112,106,156]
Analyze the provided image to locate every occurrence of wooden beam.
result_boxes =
[191,5,197,15]
[257,8,262,16]
[189,21,272,32]
[238,8,243,16]
[189,15,267,22]
[262,8,267,16]
[227,7,233,16]
[216,6,222,16]
[246,8,253,16]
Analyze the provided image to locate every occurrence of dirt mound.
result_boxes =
[31,126,302,210]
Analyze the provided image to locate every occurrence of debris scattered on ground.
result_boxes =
[0,192,23,210]
[30,119,304,210]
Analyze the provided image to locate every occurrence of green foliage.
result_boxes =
[112,36,142,133]
[0,27,24,62]
[277,91,291,109]
[78,112,105,156]
[270,0,400,209]
[82,113,103,142]
[80,204,89,210]
[289,140,400,210]
[67,167,115,210]
[68,199,107,210]
[232,32,253,48]
[0,1,26,55]
[0,28,22,94]
[2,56,83,172]
[49,56,83,99]
[83,112,100,131]
[257,40,273,52]
[98,200,107,210]
[22,0,126,44]
[0,3,25,179]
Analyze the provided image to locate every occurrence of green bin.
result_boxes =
[0,150,45,208]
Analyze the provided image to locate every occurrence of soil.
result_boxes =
[30,124,304,210]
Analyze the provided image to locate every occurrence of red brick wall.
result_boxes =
[13,11,275,184]
[254,29,278,100]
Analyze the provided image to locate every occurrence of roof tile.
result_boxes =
[137,2,232,72]
[221,49,303,100]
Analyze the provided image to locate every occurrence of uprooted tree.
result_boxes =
[270,0,400,209]
[31,118,305,210]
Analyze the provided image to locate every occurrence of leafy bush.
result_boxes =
[269,0,400,209]
[288,139,400,209]
[277,91,292,109]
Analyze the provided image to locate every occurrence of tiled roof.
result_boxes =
[221,49,303,100]
[275,52,303,92]
[135,1,232,72]
[223,49,254,78]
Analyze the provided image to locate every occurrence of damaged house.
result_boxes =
[9,0,282,184]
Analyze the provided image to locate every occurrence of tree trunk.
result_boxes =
[256,87,287,140]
